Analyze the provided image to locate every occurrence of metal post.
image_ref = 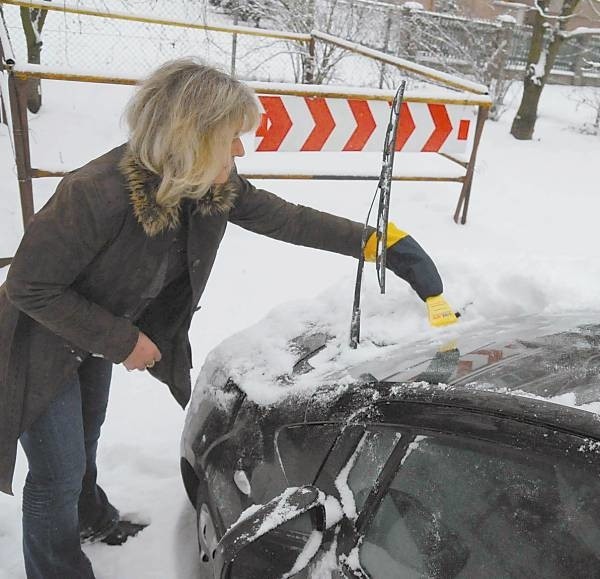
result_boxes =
[453,105,488,225]
[306,0,315,83]
[305,36,315,84]
[231,12,238,77]
[8,72,35,227]
[572,35,588,87]
[0,89,7,125]
[400,5,416,61]
[489,16,515,119]
[0,16,10,126]
[379,9,393,89]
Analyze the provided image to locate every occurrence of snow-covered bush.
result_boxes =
[570,82,600,135]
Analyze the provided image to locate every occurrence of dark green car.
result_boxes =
[181,314,600,578]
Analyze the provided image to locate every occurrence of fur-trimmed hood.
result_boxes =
[119,147,239,236]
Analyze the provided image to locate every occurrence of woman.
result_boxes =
[0,58,455,578]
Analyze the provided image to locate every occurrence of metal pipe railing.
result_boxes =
[311,30,490,95]
[1,0,312,42]
[10,63,492,106]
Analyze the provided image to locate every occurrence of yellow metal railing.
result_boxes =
[10,64,491,107]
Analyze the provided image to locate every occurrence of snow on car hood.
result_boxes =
[190,272,600,415]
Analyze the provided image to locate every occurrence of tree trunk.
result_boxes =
[511,80,545,139]
[510,0,579,140]
[20,7,48,114]
[301,0,316,83]
[510,35,565,139]
[301,41,315,84]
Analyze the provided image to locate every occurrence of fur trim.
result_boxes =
[119,149,180,237]
[119,148,238,236]
[194,181,238,217]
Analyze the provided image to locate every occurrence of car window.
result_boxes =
[276,424,341,487]
[345,428,401,514]
[360,433,600,579]
[249,424,341,532]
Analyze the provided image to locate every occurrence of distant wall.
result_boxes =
[400,0,600,31]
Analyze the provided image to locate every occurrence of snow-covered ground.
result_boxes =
[1,76,599,578]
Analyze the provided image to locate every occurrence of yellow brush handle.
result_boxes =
[426,295,458,327]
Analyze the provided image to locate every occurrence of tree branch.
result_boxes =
[533,0,580,20]
[560,26,600,38]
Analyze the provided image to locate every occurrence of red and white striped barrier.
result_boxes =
[254,95,475,154]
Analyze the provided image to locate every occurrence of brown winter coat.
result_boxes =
[0,143,366,495]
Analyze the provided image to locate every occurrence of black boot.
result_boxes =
[79,484,148,545]
[79,483,120,543]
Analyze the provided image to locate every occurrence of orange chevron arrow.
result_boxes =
[256,96,292,152]
[302,97,336,151]
[423,104,452,152]
[343,100,376,151]
[395,102,415,151]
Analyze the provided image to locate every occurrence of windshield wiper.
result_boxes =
[350,82,406,349]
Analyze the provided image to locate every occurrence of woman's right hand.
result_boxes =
[123,331,162,371]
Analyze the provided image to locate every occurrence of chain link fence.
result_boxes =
[0,1,304,82]
[346,2,600,85]
[1,0,599,90]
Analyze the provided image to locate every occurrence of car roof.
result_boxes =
[284,313,600,439]
[293,311,599,401]
[194,312,600,441]
[303,380,600,441]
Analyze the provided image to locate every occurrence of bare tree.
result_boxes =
[19,2,50,113]
[485,16,520,120]
[571,58,600,133]
[384,6,518,119]
[258,0,371,83]
[509,0,600,140]
[433,0,460,13]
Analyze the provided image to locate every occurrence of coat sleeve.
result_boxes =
[227,171,366,259]
[5,174,139,363]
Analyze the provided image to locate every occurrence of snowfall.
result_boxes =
[1,67,600,577]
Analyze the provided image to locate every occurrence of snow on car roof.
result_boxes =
[190,273,600,420]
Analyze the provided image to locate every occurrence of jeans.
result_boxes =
[20,356,117,579]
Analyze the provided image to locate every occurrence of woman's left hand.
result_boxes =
[123,331,162,371]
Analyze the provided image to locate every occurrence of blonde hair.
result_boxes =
[124,58,260,206]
